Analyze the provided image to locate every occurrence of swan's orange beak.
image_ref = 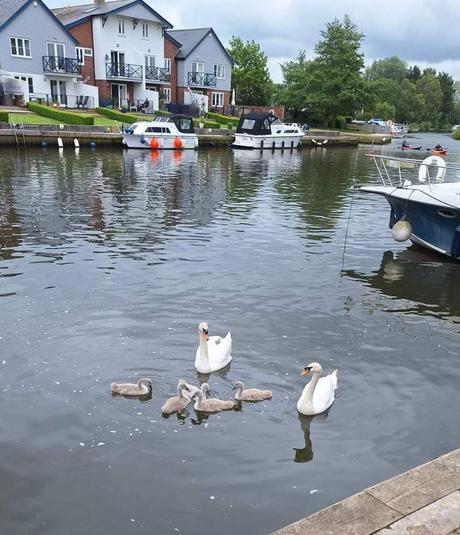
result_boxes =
[301,368,310,376]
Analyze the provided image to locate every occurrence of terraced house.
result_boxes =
[0,0,98,107]
[53,0,173,111]
[167,28,233,112]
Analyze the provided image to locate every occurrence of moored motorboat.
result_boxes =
[232,112,304,150]
[122,114,198,150]
[361,153,460,259]
[391,123,409,138]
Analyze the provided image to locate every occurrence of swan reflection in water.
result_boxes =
[294,411,329,463]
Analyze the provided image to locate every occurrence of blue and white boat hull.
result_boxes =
[361,184,460,259]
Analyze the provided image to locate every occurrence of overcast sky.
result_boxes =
[49,0,460,82]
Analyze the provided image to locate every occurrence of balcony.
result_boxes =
[188,72,216,87]
[42,56,81,76]
[105,62,143,81]
[145,66,170,83]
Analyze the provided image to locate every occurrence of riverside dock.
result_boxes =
[272,448,460,535]
[0,125,390,148]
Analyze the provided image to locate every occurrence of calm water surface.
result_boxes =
[0,133,459,535]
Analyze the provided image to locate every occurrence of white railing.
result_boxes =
[367,153,460,190]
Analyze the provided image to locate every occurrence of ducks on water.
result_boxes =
[195,322,232,374]
[297,362,337,416]
[232,380,272,401]
[111,378,153,397]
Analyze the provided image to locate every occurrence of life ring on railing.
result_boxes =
[174,137,183,149]
[269,109,275,115]
[418,155,446,182]
[150,137,159,150]
[386,120,393,126]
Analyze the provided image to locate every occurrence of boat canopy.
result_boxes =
[169,114,195,133]
[236,113,281,135]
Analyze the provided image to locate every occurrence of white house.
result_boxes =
[0,0,98,107]
[54,0,173,111]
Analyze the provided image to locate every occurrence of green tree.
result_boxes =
[280,15,367,126]
[407,65,421,82]
[437,72,455,126]
[374,101,395,120]
[366,56,408,81]
[416,72,442,127]
[397,79,425,123]
[227,37,274,106]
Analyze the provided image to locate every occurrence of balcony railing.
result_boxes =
[145,66,170,83]
[188,72,217,87]
[105,62,143,81]
[42,56,81,75]
[29,93,95,109]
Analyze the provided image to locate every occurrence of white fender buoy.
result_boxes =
[73,138,80,148]
[392,219,412,242]
[57,137,63,148]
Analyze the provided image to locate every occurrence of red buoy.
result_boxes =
[150,137,159,150]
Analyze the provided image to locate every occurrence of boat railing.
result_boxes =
[367,153,460,190]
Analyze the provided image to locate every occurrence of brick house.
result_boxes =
[166,28,233,111]
[54,0,172,110]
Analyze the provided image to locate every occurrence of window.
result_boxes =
[118,18,125,35]
[142,23,149,38]
[14,75,33,93]
[164,58,171,73]
[241,119,256,130]
[10,37,31,58]
[213,64,225,79]
[212,92,224,107]
[76,47,93,66]
[163,87,171,104]
[191,61,204,73]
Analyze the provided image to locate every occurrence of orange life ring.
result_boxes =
[150,137,159,150]
[174,137,183,149]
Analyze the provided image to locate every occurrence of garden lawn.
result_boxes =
[9,112,61,125]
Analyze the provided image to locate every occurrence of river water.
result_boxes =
[0,133,459,535]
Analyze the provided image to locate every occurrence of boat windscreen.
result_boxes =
[173,116,194,133]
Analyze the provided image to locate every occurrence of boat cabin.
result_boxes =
[236,113,281,135]
[141,114,195,134]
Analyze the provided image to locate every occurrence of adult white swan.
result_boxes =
[194,322,232,374]
[297,362,337,416]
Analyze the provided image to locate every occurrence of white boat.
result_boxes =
[391,123,409,138]
[122,115,198,149]
[361,153,460,259]
[232,112,304,150]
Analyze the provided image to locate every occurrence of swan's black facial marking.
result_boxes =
[304,366,312,372]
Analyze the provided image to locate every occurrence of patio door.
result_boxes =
[50,80,67,106]
[111,83,127,108]
[47,42,65,71]
[111,50,125,77]
[191,61,204,84]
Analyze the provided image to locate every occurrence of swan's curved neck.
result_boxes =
[198,334,209,364]
[302,373,320,404]
[235,386,243,400]
[194,394,203,410]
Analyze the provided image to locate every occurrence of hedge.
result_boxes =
[193,117,221,129]
[96,107,139,124]
[0,111,9,123]
[28,102,94,125]
[156,110,172,116]
[452,127,460,140]
[206,111,239,127]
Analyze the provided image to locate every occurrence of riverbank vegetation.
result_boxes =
[229,15,459,131]
[275,15,459,130]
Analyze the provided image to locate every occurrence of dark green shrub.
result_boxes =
[452,127,460,140]
[335,115,347,130]
[156,110,172,116]
[207,111,239,127]
[28,102,94,125]
[96,107,139,124]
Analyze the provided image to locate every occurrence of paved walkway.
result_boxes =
[272,448,460,535]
